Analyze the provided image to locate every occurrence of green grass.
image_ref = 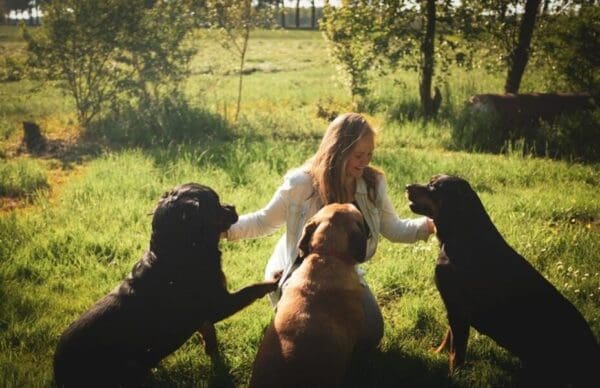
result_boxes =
[1,27,599,387]
[0,157,49,197]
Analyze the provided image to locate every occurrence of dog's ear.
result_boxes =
[298,220,318,258]
[349,224,368,263]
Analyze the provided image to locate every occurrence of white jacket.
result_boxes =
[226,168,431,289]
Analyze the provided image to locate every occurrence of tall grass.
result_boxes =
[1,27,599,387]
[0,157,48,197]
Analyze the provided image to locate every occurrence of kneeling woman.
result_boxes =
[225,112,434,348]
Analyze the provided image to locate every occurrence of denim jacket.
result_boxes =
[227,168,431,287]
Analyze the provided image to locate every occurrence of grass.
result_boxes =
[1,26,599,387]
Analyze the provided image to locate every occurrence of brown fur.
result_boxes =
[250,203,368,388]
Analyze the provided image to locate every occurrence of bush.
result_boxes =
[87,94,234,148]
[23,0,196,127]
[537,110,600,162]
[0,55,26,82]
[452,107,507,153]
[534,6,600,99]
[452,106,600,162]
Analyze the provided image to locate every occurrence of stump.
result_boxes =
[22,121,46,153]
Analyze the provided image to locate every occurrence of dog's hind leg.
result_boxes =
[434,328,451,353]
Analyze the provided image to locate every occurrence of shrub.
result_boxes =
[23,0,196,127]
[0,55,26,82]
[452,106,507,153]
[87,93,233,148]
[452,106,600,162]
[537,109,600,162]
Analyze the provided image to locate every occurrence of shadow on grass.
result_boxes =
[85,95,236,150]
[345,346,454,388]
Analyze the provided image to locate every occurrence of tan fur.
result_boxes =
[250,204,368,388]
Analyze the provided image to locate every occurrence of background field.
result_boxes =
[1,26,599,387]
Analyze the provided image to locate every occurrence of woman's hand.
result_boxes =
[426,218,436,235]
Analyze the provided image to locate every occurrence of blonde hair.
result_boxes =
[305,112,382,204]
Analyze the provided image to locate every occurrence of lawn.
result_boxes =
[1,26,599,387]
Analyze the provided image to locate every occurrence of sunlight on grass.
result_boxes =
[1,27,599,388]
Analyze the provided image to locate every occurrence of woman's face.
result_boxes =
[345,132,374,180]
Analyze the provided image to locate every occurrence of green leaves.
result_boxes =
[23,0,197,127]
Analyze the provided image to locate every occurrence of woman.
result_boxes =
[225,112,434,348]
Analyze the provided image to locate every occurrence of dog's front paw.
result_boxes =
[270,270,283,284]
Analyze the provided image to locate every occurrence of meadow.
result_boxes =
[1,26,599,387]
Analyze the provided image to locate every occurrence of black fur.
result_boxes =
[407,175,600,386]
[54,183,278,387]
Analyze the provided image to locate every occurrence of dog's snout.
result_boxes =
[222,204,239,224]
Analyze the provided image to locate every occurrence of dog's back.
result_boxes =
[250,203,369,388]
[408,175,600,383]
[454,237,600,384]
[250,253,365,388]
[53,250,209,387]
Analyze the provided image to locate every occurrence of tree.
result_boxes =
[533,4,600,97]
[203,0,275,122]
[24,0,196,127]
[459,0,543,94]
[504,0,542,93]
[321,1,379,106]
[322,0,459,118]
[420,0,437,118]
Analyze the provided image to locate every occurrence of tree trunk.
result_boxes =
[419,0,436,119]
[295,0,300,28]
[280,0,286,28]
[311,0,316,29]
[504,0,542,94]
[542,0,551,14]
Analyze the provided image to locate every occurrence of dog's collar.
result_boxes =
[309,249,356,262]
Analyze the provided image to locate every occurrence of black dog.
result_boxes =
[406,175,600,386]
[54,183,279,387]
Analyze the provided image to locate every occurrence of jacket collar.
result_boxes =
[355,176,368,195]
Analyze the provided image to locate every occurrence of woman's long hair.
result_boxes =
[305,113,383,205]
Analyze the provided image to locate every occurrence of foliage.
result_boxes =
[322,1,466,117]
[0,54,26,82]
[1,28,600,388]
[452,106,507,153]
[321,1,380,103]
[23,0,196,127]
[452,104,600,163]
[536,109,600,162]
[458,0,530,74]
[87,92,234,148]
[532,5,600,98]
[201,0,276,121]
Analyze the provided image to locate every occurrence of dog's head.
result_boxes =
[298,203,368,264]
[406,175,489,239]
[151,183,238,252]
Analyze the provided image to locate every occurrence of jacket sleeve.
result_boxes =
[225,169,312,241]
[378,176,431,243]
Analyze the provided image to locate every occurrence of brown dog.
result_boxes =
[250,203,369,388]
[54,183,279,388]
[407,175,600,386]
